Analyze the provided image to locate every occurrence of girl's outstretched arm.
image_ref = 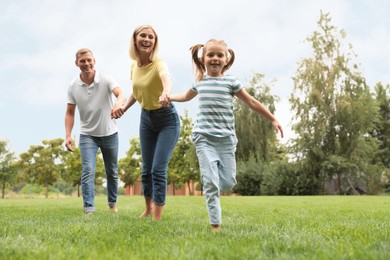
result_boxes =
[169,88,197,102]
[235,88,284,138]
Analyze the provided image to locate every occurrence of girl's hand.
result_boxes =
[271,119,284,138]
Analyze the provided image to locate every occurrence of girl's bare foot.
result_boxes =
[211,224,221,233]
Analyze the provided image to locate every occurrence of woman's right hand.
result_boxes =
[159,92,171,107]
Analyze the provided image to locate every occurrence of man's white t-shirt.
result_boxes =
[67,71,119,137]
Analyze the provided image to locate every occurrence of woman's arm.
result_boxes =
[159,74,172,107]
[111,86,127,119]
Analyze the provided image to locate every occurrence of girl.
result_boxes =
[167,39,283,232]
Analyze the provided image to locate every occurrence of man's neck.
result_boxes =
[80,70,95,85]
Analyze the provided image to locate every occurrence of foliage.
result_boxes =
[371,83,390,191]
[62,145,82,196]
[0,140,16,198]
[0,196,389,259]
[234,73,282,163]
[17,138,65,198]
[168,110,200,195]
[289,11,380,194]
[234,155,265,195]
[118,137,142,193]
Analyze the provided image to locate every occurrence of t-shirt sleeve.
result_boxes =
[105,74,120,92]
[67,81,76,104]
[191,82,198,93]
[232,77,243,93]
[156,60,170,78]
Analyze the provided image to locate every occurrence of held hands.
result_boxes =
[111,104,125,119]
[159,91,171,107]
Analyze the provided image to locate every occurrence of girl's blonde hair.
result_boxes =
[190,39,235,82]
[129,24,159,62]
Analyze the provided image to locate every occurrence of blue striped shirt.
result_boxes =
[192,75,243,137]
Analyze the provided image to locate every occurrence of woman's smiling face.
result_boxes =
[135,28,156,55]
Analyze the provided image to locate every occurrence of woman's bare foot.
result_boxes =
[140,197,153,219]
[152,204,164,221]
[139,210,153,218]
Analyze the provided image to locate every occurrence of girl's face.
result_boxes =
[135,28,156,56]
[203,42,228,77]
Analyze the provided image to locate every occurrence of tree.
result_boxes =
[168,110,199,195]
[0,140,16,198]
[289,11,379,194]
[371,83,390,192]
[62,146,82,197]
[234,73,282,163]
[62,138,106,196]
[18,138,65,198]
[119,137,142,194]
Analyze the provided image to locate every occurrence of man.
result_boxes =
[65,48,126,214]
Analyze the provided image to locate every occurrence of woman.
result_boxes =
[117,25,180,221]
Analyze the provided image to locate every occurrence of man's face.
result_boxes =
[75,52,95,74]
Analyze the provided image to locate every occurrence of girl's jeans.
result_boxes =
[192,133,238,225]
[139,104,180,205]
[79,132,119,213]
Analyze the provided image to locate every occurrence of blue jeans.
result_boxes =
[140,104,180,205]
[192,133,238,225]
[79,132,119,213]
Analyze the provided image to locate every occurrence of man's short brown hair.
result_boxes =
[75,48,93,62]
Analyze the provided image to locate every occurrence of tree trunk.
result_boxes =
[187,181,193,196]
[2,181,5,199]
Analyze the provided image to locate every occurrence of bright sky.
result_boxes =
[1,0,389,158]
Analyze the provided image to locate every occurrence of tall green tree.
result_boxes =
[372,83,390,191]
[119,137,142,194]
[62,146,82,197]
[0,140,16,198]
[234,73,282,163]
[18,138,65,198]
[168,110,199,195]
[289,12,379,194]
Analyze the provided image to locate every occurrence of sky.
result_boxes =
[0,0,389,159]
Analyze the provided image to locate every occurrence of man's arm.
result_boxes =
[111,86,126,119]
[65,103,76,151]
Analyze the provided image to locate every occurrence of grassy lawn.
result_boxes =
[0,195,389,259]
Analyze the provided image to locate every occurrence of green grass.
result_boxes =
[0,196,389,260]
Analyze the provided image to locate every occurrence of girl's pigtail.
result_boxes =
[190,44,205,82]
[223,48,235,73]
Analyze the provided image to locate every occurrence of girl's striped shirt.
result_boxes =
[191,75,243,137]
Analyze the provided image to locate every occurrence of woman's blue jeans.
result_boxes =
[139,104,180,205]
[192,133,238,225]
[79,132,119,213]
